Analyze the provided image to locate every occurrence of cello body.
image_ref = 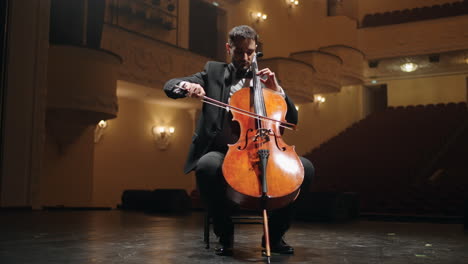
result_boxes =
[222,86,304,210]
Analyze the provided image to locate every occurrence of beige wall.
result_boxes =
[93,97,196,207]
[40,123,95,207]
[387,74,467,106]
[285,85,364,156]
[40,43,120,208]
[206,0,358,58]
[1,0,49,207]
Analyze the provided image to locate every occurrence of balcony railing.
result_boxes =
[361,0,468,28]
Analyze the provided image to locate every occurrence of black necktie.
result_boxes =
[235,69,253,80]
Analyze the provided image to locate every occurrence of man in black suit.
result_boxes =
[164,25,314,256]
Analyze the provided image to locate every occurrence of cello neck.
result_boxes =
[251,53,267,122]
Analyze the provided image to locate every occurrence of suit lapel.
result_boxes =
[204,62,230,132]
[221,65,232,103]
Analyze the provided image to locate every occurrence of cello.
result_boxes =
[222,52,304,261]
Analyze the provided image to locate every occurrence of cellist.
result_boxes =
[163,25,314,257]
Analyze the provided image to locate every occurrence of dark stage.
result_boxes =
[0,210,467,263]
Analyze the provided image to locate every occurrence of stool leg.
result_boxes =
[262,209,271,263]
[204,214,210,249]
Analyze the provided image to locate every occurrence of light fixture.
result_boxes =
[94,120,108,143]
[251,11,267,22]
[314,95,326,104]
[152,125,175,150]
[400,62,418,72]
[98,120,107,129]
[287,0,299,7]
[371,80,378,84]
[295,105,300,111]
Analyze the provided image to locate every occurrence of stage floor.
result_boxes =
[0,210,467,264]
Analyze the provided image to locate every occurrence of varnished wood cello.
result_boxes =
[222,52,304,261]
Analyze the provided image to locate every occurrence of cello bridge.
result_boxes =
[253,128,272,143]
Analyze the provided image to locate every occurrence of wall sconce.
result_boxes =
[152,125,175,150]
[94,120,108,143]
[286,0,299,7]
[251,11,267,22]
[314,95,326,104]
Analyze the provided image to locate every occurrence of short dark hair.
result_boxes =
[228,25,258,45]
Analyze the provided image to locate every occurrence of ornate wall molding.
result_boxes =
[320,45,364,86]
[359,15,468,60]
[259,57,317,103]
[101,24,208,89]
[290,50,343,96]
[47,45,121,119]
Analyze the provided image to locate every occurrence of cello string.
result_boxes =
[252,58,262,133]
[252,54,266,149]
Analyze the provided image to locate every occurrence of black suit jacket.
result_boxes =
[164,61,298,174]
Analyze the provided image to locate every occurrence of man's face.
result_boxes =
[226,38,256,71]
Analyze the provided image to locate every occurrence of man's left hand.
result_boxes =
[257,68,282,92]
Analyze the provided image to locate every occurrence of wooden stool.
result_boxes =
[203,212,264,249]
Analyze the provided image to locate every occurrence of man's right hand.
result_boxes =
[182,82,206,98]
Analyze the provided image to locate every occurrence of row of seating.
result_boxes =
[305,102,468,216]
[361,0,468,27]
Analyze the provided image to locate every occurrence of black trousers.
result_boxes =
[195,151,315,244]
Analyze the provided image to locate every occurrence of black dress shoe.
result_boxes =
[215,244,233,256]
[262,238,294,255]
[215,235,234,256]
